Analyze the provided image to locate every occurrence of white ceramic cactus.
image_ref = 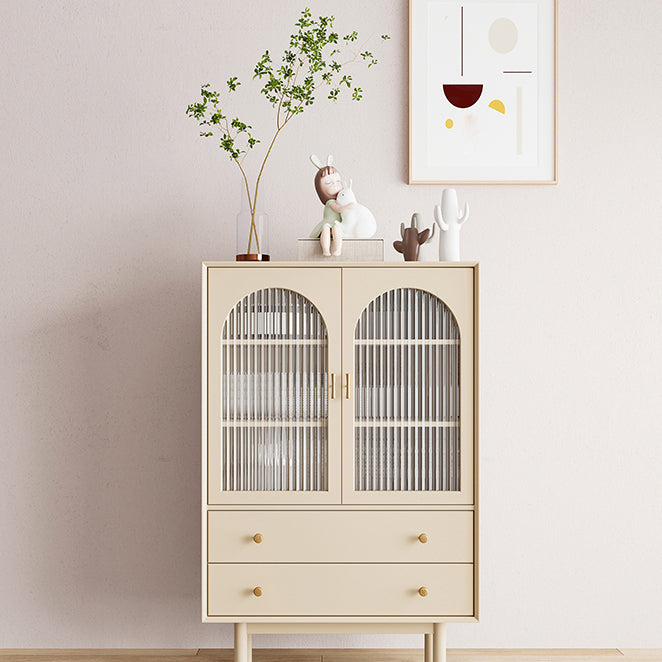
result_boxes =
[433,188,470,262]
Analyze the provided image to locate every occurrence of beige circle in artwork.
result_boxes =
[489,17,518,53]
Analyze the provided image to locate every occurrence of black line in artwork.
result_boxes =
[503,71,534,74]
[461,6,464,77]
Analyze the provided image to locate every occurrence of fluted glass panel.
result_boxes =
[354,288,460,491]
[221,289,328,491]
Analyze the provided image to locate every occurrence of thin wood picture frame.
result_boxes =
[409,0,557,184]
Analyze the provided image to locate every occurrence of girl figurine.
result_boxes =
[309,154,355,256]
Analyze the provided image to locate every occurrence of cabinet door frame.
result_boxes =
[204,266,342,505]
[340,266,476,505]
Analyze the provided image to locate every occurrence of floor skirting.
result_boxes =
[0,648,660,662]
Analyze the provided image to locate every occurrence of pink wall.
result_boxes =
[1,0,661,649]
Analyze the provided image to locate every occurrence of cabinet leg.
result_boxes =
[234,623,248,662]
[424,633,433,662]
[433,623,446,662]
[247,633,252,662]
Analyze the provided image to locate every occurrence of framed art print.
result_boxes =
[409,0,557,184]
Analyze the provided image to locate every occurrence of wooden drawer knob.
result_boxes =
[418,533,429,544]
[252,533,264,544]
[252,586,263,597]
[418,586,429,597]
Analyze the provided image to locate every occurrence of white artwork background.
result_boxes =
[410,0,555,182]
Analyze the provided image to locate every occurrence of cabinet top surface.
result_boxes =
[203,261,479,268]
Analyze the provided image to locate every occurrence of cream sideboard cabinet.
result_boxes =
[202,262,479,662]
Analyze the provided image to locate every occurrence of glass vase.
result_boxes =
[236,205,270,262]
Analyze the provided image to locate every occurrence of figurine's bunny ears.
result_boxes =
[310,154,334,170]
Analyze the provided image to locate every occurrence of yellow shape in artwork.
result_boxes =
[489,99,506,114]
[445,118,454,128]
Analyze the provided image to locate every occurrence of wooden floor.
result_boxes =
[0,649,660,662]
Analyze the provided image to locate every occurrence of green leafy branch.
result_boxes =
[186,8,389,255]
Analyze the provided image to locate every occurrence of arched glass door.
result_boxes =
[220,288,329,492]
[353,288,461,492]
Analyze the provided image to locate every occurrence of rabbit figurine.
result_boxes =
[335,179,377,239]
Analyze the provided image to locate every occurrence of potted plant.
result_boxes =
[186,7,389,261]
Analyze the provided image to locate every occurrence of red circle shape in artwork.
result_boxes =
[443,84,484,108]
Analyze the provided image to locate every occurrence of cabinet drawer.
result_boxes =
[208,510,473,563]
[208,563,473,617]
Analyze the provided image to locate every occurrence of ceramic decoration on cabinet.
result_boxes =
[202,262,479,662]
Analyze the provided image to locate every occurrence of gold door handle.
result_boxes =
[253,586,263,597]
[418,533,429,544]
[345,373,351,399]
[330,373,336,399]
[252,533,264,544]
[418,586,429,597]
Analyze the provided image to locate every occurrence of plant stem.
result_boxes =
[249,115,292,247]
[233,158,261,255]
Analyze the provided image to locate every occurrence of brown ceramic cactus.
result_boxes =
[393,214,432,261]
